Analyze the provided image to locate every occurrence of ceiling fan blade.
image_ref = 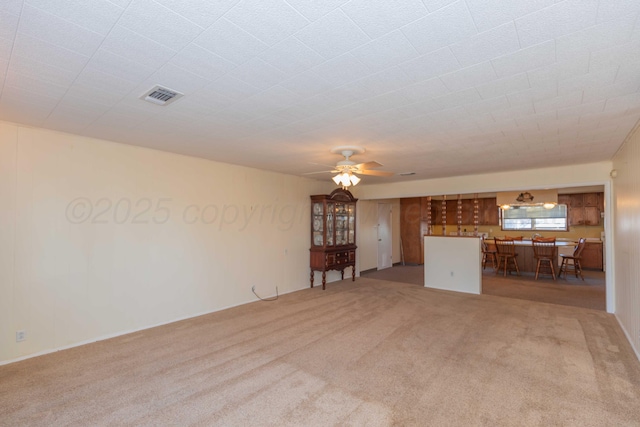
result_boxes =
[309,162,338,168]
[357,170,395,177]
[302,170,338,175]
[354,161,384,170]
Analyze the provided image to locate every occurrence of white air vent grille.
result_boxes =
[140,85,184,106]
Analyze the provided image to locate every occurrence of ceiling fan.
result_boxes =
[306,146,394,188]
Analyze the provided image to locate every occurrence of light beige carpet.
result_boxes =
[1,278,639,426]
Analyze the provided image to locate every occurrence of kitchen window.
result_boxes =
[501,204,568,231]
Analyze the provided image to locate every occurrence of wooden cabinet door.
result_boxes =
[583,193,598,207]
[461,199,474,226]
[568,206,584,226]
[581,242,603,270]
[558,194,571,206]
[569,194,584,207]
[446,199,458,227]
[400,198,423,264]
[583,206,600,225]
[597,192,604,211]
[481,198,499,225]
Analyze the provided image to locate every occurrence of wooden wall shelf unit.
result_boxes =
[310,189,357,290]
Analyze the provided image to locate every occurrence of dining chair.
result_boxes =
[494,238,520,276]
[532,238,557,280]
[559,238,587,280]
[481,236,497,270]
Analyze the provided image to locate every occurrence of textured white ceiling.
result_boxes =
[1,0,639,183]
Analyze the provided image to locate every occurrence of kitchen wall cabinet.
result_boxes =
[564,192,603,226]
[581,241,603,270]
[446,200,458,227]
[480,198,499,225]
[461,199,475,225]
[570,194,584,208]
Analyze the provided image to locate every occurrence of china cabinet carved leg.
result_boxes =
[322,271,326,290]
[352,265,355,281]
[341,269,344,280]
[310,269,314,288]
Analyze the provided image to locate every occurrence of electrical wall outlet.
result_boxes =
[16,330,26,342]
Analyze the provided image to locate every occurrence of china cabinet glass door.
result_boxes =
[347,203,355,244]
[326,202,335,246]
[312,202,324,246]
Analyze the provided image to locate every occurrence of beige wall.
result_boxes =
[612,121,640,359]
[0,122,332,363]
[354,162,612,199]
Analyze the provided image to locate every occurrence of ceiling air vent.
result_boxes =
[140,85,184,106]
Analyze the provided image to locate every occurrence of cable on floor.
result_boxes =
[252,285,278,301]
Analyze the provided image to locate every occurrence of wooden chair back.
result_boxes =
[532,240,556,258]
[573,238,587,258]
[495,238,516,256]
[533,237,556,243]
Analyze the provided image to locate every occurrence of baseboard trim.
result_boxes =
[615,313,640,362]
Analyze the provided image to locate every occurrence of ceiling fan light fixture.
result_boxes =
[339,172,351,187]
[332,171,361,188]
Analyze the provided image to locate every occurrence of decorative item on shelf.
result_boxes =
[497,189,558,209]
[516,192,534,203]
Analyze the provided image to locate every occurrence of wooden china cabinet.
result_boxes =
[310,188,357,290]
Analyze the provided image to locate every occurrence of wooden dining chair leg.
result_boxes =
[550,260,556,280]
[535,260,541,280]
[576,260,584,281]
[559,258,567,279]
[513,257,520,275]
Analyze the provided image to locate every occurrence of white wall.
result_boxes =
[612,121,640,359]
[0,122,331,363]
[424,236,481,295]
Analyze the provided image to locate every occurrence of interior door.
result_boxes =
[377,203,393,270]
